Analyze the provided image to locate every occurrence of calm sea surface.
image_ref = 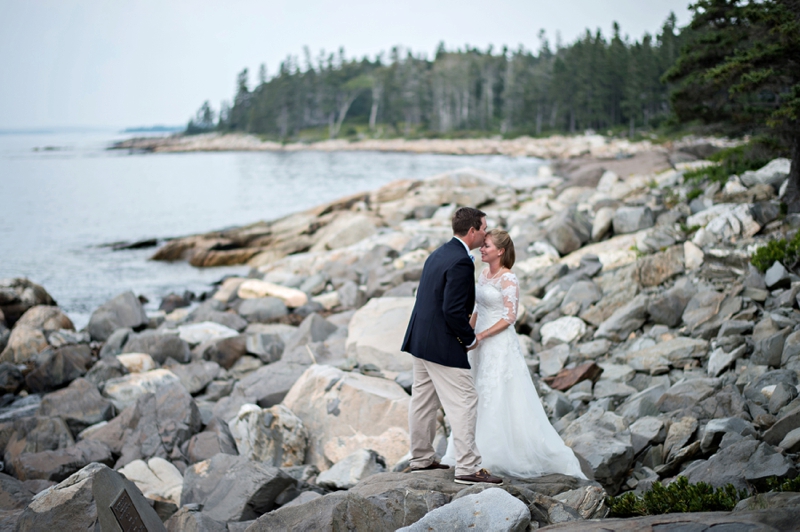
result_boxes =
[0,130,544,329]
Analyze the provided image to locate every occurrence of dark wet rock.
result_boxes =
[188,303,247,331]
[3,416,74,471]
[25,344,93,393]
[163,358,221,395]
[122,330,191,364]
[0,363,23,395]
[181,453,294,522]
[83,355,128,387]
[0,394,41,424]
[11,439,113,482]
[185,416,238,464]
[204,334,247,370]
[87,290,148,342]
[245,333,285,364]
[238,297,289,323]
[0,278,56,328]
[38,378,113,435]
[159,292,192,313]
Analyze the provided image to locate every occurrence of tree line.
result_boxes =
[188,14,685,139]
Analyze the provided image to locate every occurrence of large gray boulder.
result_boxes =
[398,487,530,532]
[38,378,114,435]
[560,407,634,493]
[612,206,654,234]
[284,313,338,352]
[594,294,648,342]
[122,330,190,364]
[682,435,796,491]
[646,278,694,327]
[15,463,165,532]
[181,453,295,522]
[238,297,288,323]
[317,449,386,490]
[227,403,307,466]
[87,291,148,342]
[741,158,791,187]
[245,491,387,531]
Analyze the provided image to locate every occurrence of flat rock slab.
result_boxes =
[538,508,800,531]
[398,487,530,532]
[345,297,415,372]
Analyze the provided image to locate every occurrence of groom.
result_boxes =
[401,207,502,485]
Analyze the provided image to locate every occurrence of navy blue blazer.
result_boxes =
[402,238,476,369]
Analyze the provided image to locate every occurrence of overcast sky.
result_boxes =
[0,0,692,130]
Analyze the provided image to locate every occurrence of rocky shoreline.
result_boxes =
[1,137,800,530]
[110,131,740,161]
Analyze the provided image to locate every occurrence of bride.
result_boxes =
[442,229,587,479]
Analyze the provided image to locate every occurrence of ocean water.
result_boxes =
[0,130,545,329]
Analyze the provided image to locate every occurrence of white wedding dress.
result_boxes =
[442,269,587,479]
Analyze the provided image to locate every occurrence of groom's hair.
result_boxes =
[452,207,486,236]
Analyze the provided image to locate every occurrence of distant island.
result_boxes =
[121,125,183,133]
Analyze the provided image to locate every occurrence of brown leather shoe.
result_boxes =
[454,468,503,485]
[405,461,450,473]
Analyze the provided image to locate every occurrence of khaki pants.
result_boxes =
[408,357,481,477]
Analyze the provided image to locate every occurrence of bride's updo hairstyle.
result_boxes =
[488,229,515,269]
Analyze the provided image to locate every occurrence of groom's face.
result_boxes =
[471,217,487,249]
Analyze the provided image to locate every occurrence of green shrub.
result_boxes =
[766,476,800,493]
[686,188,703,201]
[684,139,780,185]
[607,477,748,517]
[750,231,800,272]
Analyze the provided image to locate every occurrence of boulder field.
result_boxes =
[1,137,799,530]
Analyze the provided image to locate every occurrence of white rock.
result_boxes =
[177,321,239,345]
[118,457,183,506]
[596,170,620,193]
[312,291,340,311]
[316,449,386,490]
[398,487,530,532]
[310,213,378,252]
[102,369,181,411]
[212,277,247,303]
[282,365,410,470]
[723,176,748,195]
[346,297,415,371]
[530,240,561,258]
[592,207,615,241]
[683,241,704,270]
[116,353,157,373]
[227,403,307,467]
[541,316,587,346]
[692,228,718,248]
[238,279,308,308]
[538,344,571,378]
[741,158,791,187]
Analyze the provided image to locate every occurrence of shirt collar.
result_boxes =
[454,236,472,257]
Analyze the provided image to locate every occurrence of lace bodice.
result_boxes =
[475,269,520,329]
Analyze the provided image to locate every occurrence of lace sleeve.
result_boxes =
[500,272,519,324]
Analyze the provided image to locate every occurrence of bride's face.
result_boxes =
[480,236,504,264]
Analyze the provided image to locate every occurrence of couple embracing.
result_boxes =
[402,207,586,484]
